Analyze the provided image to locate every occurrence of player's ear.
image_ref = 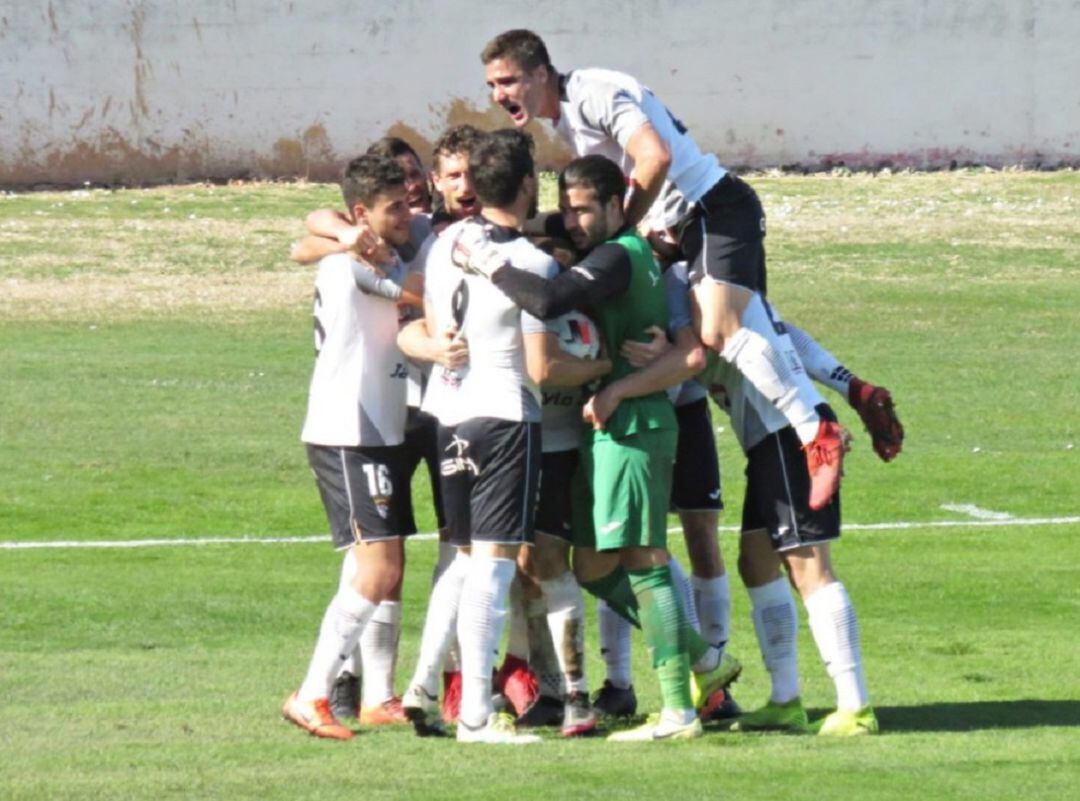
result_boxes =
[351,202,369,224]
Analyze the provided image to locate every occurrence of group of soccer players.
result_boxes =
[281,29,904,744]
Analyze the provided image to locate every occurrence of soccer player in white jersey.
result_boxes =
[399,129,601,744]
[480,30,904,506]
[288,138,433,729]
[282,154,416,741]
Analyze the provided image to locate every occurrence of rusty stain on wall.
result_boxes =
[3,4,1076,188]
[129,3,152,121]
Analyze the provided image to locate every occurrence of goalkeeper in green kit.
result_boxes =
[449,153,739,740]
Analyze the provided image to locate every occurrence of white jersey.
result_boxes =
[300,253,408,447]
[703,343,790,454]
[540,384,586,453]
[421,219,557,426]
[402,229,439,409]
[664,260,708,408]
[555,68,726,229]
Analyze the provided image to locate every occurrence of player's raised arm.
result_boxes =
[622,122,672,229]
[290,234,346,264]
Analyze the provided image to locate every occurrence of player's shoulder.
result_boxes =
[315,251,354,278]
[566,68,644,104]
[502,236,560,279]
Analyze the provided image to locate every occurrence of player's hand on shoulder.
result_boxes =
[340,223,395,269]
[450,219,507,279]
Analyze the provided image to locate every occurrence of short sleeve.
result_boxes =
[580,80,651,150]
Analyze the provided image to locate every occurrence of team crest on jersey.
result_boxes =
[441,435,479,477]
[373,496,391,519]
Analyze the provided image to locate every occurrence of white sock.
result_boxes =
[457,556,517,728]
[597,599,633,689]
[359,601,402,707]
[670,557,718,672]
[692,572,731,654]
[334,549,361,679]
[540,571,588,695]
[526,596,564,698]
[297,583,378,702]
[805,581,869,712]
[410,551,469,697]
[444,640,461,674]
[505,575,530,662]
[785,322,853,397]
[722,294,825,444]
[748,577,800,704]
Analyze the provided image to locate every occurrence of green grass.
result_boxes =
[1,171,1078,799]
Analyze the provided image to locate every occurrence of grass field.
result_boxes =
[2,170,1078,799]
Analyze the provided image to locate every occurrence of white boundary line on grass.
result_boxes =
[2,515,1078,550]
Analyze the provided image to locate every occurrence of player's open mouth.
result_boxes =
[505,102,526,122]
[457,195,479,214]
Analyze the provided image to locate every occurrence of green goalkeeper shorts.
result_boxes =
[572,426,677,551]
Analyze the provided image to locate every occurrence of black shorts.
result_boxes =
[679,174,767,294]
[306,443,413,549]
[437,418,541,547]
[400,407,446,531]
[741,427,840,551]
[671,398,723,512]
[535,449,579,541]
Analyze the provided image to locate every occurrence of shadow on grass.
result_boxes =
[859,701,1080,732]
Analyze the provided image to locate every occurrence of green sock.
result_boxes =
[580,567,640,628]
[628,565,693,711]
[686,627,710,668]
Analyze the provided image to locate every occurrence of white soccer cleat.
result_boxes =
[456,711,542,745]
[607,709,703,742]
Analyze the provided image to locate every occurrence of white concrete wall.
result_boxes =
[2,0,1078,185]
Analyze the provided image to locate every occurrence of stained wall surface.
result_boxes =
[2,1,1078,185]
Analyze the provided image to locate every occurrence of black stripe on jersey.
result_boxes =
[451,279,469,329]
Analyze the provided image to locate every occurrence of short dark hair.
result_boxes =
[432,124,484,173]
[558,155,627,206]
[341,154,405,209]
[365,136,423,169]
[468,129,535,208]
[480,29,553,72]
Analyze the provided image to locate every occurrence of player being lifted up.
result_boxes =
[282,154,417,741]
[398,130,610,744]
[479,29,903,497]
[451,153,738,741]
